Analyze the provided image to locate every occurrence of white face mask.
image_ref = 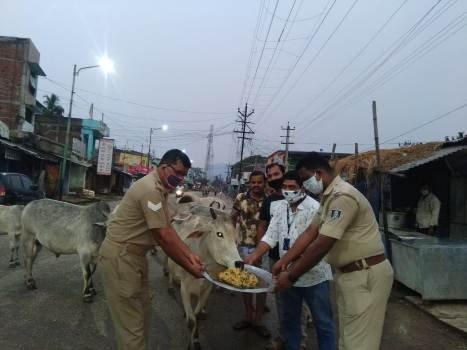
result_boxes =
[282,190,304,204]
[303,175,323,195]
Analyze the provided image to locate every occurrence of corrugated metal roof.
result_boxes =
[0,138,59,163]
[390,145,467,173]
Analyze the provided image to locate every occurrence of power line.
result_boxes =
[250,0,299,106]
[42,76,233,116]
[259,0,360,124]
[245,0,281,103]
[253,0,337,124]
[294,0,447,137]
[381,102,467,145]
[289,0,408,129]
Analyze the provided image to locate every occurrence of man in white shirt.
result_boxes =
[245,171,336,350]
[416,184,441,235]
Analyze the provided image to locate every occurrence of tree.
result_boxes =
[42,94,65,117]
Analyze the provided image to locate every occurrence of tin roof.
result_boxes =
[390,145,467,173]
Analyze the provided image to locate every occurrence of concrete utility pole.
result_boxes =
[204,125,214,179]
[147,128,153,168]
[281,121,295,171]
[234,103,254,176]
[372,100,391,261]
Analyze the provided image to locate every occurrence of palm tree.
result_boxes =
[42,94,65,117]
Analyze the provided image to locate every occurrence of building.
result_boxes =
[33,115,109,161]
[0,36,45,134]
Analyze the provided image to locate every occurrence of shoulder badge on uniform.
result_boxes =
[147,201,162,212]
[329,209,343,221]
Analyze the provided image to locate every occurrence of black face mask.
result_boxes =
[268,177,284,190]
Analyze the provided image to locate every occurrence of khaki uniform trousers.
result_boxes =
[99,239,152,350]
[335,259,394,350]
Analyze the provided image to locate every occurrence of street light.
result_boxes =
[58,58,115,200]
[147,125,168,168]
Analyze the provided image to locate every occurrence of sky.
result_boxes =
[1,0,467,174]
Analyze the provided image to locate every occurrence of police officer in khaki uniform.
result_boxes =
[99,149,204,350]
[274,152,393,350]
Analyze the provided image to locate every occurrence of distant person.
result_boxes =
[231,170,270,338]
[416,185,441,235]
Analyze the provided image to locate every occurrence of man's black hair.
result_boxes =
[296,152,333,172]
[266,162,285,175]
[249,170,266,182]
[283,170,303,187]
[160,149,191,168]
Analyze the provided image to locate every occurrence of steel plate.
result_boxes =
[202,264,274,294]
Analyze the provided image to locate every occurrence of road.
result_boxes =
[1,230,466,349]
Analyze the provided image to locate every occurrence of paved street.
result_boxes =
[0,232,466,350]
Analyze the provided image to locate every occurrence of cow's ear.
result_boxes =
[210,207,217,220]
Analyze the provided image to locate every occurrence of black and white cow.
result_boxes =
[21,199,110,302]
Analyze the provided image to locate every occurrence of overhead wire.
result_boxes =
[245,0,281,103]
[252,0,337,124]
[293,0,447,138]
[257,0,360,126]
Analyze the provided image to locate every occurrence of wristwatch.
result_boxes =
[287,272,298,283]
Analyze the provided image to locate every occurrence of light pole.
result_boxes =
[58,58,114,200]
[147,124,168,168]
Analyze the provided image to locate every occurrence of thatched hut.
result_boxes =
[333,142,443,182]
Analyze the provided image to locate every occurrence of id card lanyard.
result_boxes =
[283,205,295,251]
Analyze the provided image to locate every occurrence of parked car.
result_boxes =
[0,173,45,205]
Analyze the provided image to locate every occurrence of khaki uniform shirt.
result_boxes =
[107,170,169,247]
[233,192,264,246]
[311,175,385,268]
[416,193,441,228]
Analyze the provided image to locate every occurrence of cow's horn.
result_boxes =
[209,207,217,220]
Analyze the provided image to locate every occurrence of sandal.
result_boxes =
[233,320,252,330]
[253,324,271,338]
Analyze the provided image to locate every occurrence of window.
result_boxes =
[20,175,33,189]
[8,175,23,190]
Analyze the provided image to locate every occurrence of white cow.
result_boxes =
[21,199,110,302]
[0,205,24,267]
[168,205,241,350]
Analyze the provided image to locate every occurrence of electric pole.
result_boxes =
[234,103,254,178]
[281,121,295,171]
[204,125,214,179]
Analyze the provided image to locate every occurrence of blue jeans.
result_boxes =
[280,281,336,350]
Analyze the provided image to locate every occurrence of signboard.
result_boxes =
[72,138,85,157]
[97,138,114,175]
[118,152,148,167]
[0,121,10,139]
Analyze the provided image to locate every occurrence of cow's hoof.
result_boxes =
[8,261,16,268]
[193,340,202,350]
[26,279,37,290]
[83,294,93,303]
[89,288,98,296]
[15,260,20,266]
[167,287,176,296]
